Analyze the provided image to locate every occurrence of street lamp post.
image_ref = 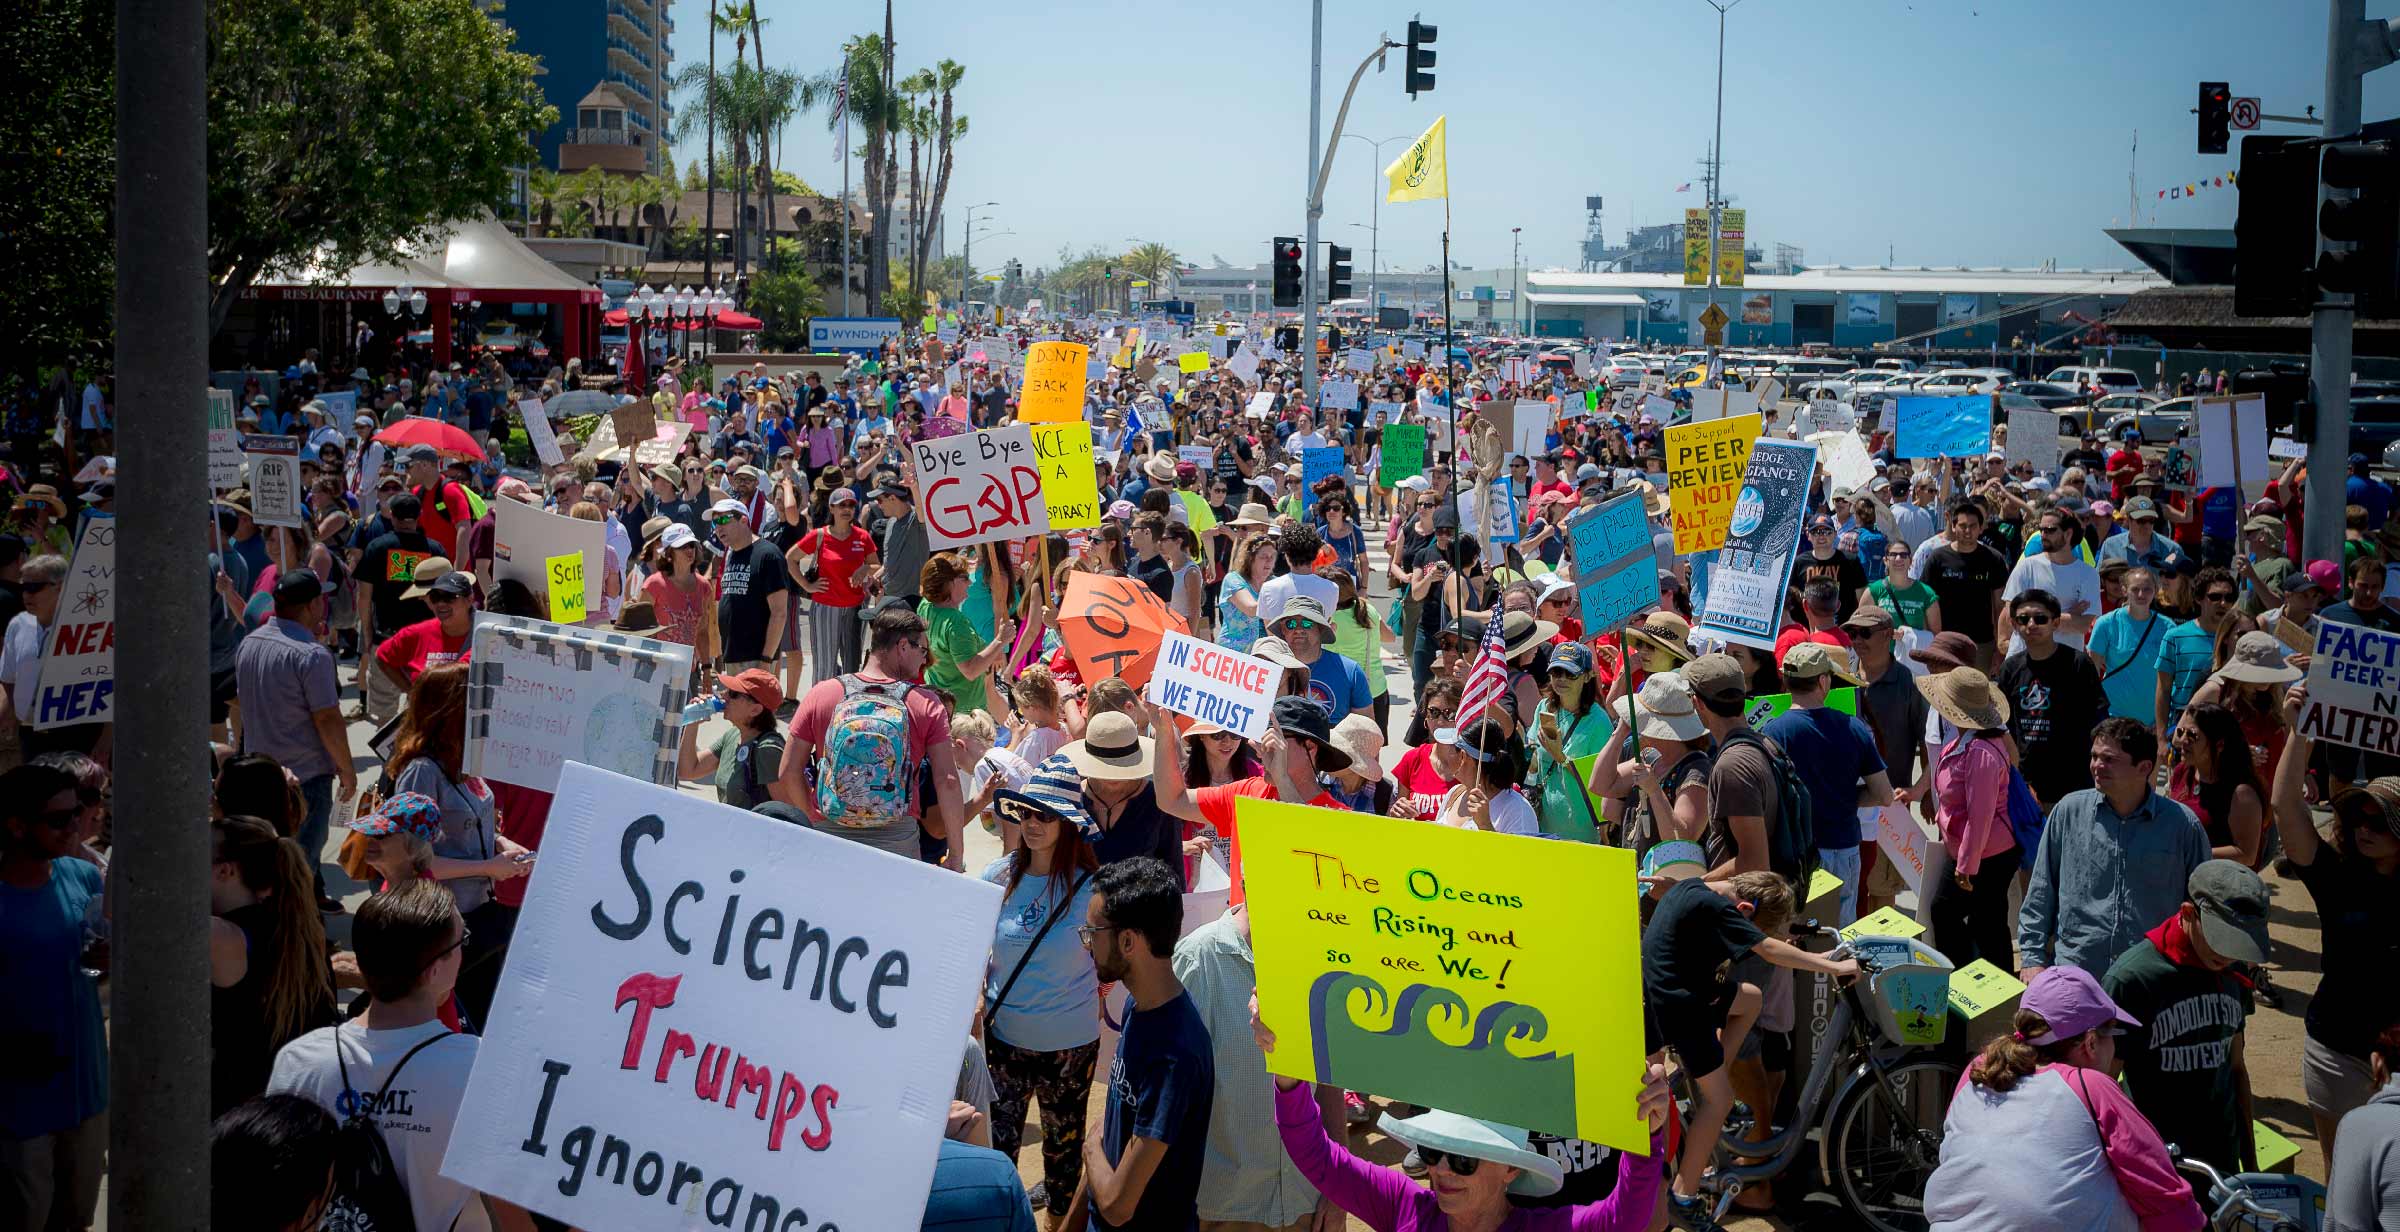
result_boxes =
[1340,133,1406,318]
[1702,0,1746,366]
[961,201,998,313]
[1511,227,1523,337]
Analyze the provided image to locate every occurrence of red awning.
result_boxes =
[713,310,763,329]
[602,308,629,326]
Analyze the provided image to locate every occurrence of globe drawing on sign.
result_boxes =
[583,690,665,780]
[1728,486,1766,538]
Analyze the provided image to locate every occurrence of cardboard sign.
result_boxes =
[1894,396,1991,459]
[2005,407,2060,474]
[2298,621,2400,756]
[611,401,658,452]
[440,763,1002,1232]
[243,434,304,528]
[1380,423,1426,486]
[519,399,565,468]
[1696,438,1819,650]
[463,614,693,792]
[1664,413,1762,555]
[2196,394,2271,491]
[493,498,606,602]
[1483,477,1522,546]
[207,389,243,490]
[1019,341,1091,423]
[1029,423,1101,529]
[546,553,587,624]
[1146,631,1276,740]
[28,515,114,729]
[1346,347,1375,374]
[1684,387,1758,424]
[1240,797,1648,1150]
[912,425,1050,550]
[1869,803,1931,898]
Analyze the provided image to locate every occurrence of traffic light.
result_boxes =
[1276,325,1301,352]
[1405,20,1436,97]
[2198,81,2231,155]
[2233,135,2319,318]
[1271,236,1303,307]
[1327,245,1354,300]
[2318,139,2400,316]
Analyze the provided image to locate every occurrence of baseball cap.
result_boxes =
[719,668,786,713]
[2018,966,2142,1046]
[398,443,439,465]
[659,523,698,551]
[1681,652,1747,704]
[2186,860,2271,965]
[2243,515,2286,537]
[1841,604,1895,634]
[1781,641,1862,686]
[2306,558,2342,592]
[270,567,333,606]
[2351,452,2372,468]
[423,571,475,600]
[2122,495,2160,521]
[708,498,749,519]
[1806,514,1836,533]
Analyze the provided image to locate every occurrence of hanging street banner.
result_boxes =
[2298,621,2400,757]
[1696,438,1819,650]
[1682,209,1709,286]
[1716,208,1747,287]
[29,514,115,730]
[806,316,906,355]
[464,614,693,793]
[1239,797,1648,1150]
[441,763,1003,1232]
[912,424,1051,549]
[1665,413,1762,555]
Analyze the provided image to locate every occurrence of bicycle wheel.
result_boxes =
[1825,1056,1958,1232]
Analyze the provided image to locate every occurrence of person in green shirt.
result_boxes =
[917,552,1015,715]
[1529,642,1614,843]
[1322,568,1391,732]
[1865,544,1942,632]
[2236,515,2297,618]
[2100,859,2266,1178]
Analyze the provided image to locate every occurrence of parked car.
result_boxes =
[2058,393,2160,437]
[2010,381,2085,410]
[2349,397,2400,458]
[1914,367,2013,395]
[2042,365,2144,397]
[2105,395,2197,442]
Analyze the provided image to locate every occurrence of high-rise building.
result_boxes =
[500,0,675,176]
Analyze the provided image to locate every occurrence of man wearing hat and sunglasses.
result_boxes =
[1759,642,1894,927]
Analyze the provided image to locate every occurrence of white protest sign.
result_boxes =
[1751,377,1785,409]
[1685,387,1758,424]
[2298,621,2400,757]
[1320,379,1360,411]
[518,399,565,468]
[2006,407,2061,474]
[465,614,694,792]
[242,434,305,528]
[1807,430,1877,494]
[28,514,114,729]
[2269,435,2307,461]
[1145,630,1276,740]
[2196,394,2270,491]
[493,497,607,613]
[1367,400,1405,425]
[1511,399,1553,458]
[1402,339,1426,360]
[1227,348,1262,385]
[440,763,1003,1232]
[1176,445,1214,470]
[1346,347,1374,374]
[911,424,1050,549]
[207,388,243,490]
[1245,391,1278,419]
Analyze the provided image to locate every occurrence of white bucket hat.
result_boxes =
[1375,1107,1567,1197]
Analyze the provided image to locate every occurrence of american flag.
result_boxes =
[1674,182,1691,192]
[1453,615,1512,730]
[834,64,850,160]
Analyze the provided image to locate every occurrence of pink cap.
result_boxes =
[2307,559,2342,591]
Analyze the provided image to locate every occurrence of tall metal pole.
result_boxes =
[1705,0,1739,364]
[117,0,211,1223]
[1512,228,1523,336]
[842,97,853,315]
[2308,0,2367,568]
[1303,0,1325,404]
[1370,161,1381,317]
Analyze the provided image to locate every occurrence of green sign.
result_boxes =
[1380,423,1426,486]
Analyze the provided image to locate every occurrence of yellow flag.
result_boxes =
[1384,115,1448,203]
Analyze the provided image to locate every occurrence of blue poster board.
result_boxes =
[1894,395,1991,459]
[1301,446,1345,513]
[1569,489,1658,633]
[1567,491,1652,574]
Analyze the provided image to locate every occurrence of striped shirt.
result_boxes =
[2156,619,2217,724]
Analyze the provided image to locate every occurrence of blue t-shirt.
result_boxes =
[2087,607,2169,723]
[976,857,1100,1052]
[0,859,106,1136]
[922,1139,1037,1232]
[1301,647,1372,724]
[1760,705,1886,849]
[464,388,495,431]
[2158,619,2217,721]
[1099,991,1215,1232]
[2349,473,2393,531]
[2097,529,2184,574]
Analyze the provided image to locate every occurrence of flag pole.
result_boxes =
[1441,196,1458,485]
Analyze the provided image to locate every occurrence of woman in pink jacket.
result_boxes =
[1925,967,2205,1232]
[1919,668,2019,970]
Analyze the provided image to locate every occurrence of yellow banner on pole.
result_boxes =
[1029,423,1101,528]
[1019,341,1091,423]
[1665,412,1762,555]
[1238,797,1648,1149]
[1682,209,1709,287]
[1717,208,1747,288]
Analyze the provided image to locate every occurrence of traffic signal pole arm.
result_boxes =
[1310,38,1401,213]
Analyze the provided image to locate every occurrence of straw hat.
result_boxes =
[1330,714,1387,783]
[17,485,66,518]
[1497,611,1560,660]
[1230,503,1275,529]
[2214,631,2303,685]
[1143,453,1177,482]
[1622,611,1695,664]
[1916,667,2010,732]
[1062,712,1154,781]
[1375,1108,1566,1197]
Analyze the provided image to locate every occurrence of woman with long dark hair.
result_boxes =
[2170,701,2269,868]
[386,662,529,1026]
[210,814,336,1115]
[214,752,300,838]
[976,787,1102,1219]
[792,487,876,684]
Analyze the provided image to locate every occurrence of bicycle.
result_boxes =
[2173,1148,2326,1232]
[1682,926,1958,1232]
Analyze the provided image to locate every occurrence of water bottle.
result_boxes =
[679,694,725,726]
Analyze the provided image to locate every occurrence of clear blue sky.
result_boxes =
[662,0,2393,276]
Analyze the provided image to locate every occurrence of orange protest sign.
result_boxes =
[1058,572,1190,690]
[1019,341,1091,423]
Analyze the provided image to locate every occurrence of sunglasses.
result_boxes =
[1417,1147,1486,1176]
[710,513,738,526]
[1421,707,1456,723]
[427,924,472,966]
[1277,619,1317,632]
[2013,612,2053,626]
[2204,591,2237,603]
[997,801,1059,827]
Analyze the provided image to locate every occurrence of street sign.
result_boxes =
[1697,302,1730,331]
[2230,97,2261,131]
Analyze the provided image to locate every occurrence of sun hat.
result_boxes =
[1622,611,1696,663]
[1532,574,1576,605]
[1374,1107,1566,1197]
[1634,673,1708,742]
[397,556,458,601]
[1063,711,1155,781]
[1230,503,1275,528]
[1641,839,1710,887]
[2214,631,2303,685]
[1249,636,1308,672]
[2243,514,2287,537]
[2187,860,2271,965]
[2018,966,2142,1046]
[1330,714,1387,783]
[352,792,444,843]
[16,485,65,518]
[1271,695,1353,772]
[993,784,1093,836]
[1497,610,1561,659]
[1916,666,2011,731]
[1143,453,1178,482]
[1781,641,1862,687]
[1909,630,1982,671]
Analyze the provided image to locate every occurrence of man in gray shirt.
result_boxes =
[2327,1041,2400,1232]
[233,568,357,909]
[2018,716,2209,980]
[867,483,930,610]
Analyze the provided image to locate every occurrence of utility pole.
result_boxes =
[959,201,997,313]
[1304,0,1325,404]
[1512,227,1523,336]
[117,0,211,1223]
[1703,0,1743,364]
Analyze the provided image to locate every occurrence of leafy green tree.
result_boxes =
[747,255,825,351]
[10,0,115,376]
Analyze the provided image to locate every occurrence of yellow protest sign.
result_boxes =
[1178,351,1211,374]
[545,552,586,623]
[1664,412,1762,555]
[1239,798,1648,1149]
[1029,423,1101,528]
[1019,341,1091,423]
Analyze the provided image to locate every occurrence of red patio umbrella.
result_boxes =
[713,310,764,329]
[373,416,486,461]
[623,323,647,395]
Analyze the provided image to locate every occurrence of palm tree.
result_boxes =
[705,0,719,284]
[1123,241,1179,291]
[733,1,788,276]
[797,32,900,310]
[896,68,934,305]
[915,60,966,306]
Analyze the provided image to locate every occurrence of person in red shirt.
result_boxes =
[2105,436,2145,504]
[399,443,474,562]
[372,569,476,693]
[1160,695,1354,905]
[1391,678,1463,820]
[1527,454,1575,506]
[1773,580,1855,664]
[793,487,879,682]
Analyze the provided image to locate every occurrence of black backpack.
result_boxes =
[1720,730,1819,891]
[325,1028,457,1232]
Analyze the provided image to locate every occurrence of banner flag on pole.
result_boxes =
[1384,115,1449,204]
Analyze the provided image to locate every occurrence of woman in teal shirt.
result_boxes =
[1529,642,1613,842]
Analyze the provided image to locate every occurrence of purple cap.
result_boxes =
[2018,966,2141,1046]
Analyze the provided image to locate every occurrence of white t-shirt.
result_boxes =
[269,1021,493,1232]
[1288,430,1332,454]
[1254,572,1338,630]
[1,612,44,723]
[2000,553,2101,656]
[1013,724,1066,770]
[1436,784,1540,836]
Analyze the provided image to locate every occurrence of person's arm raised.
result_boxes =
[2271,683,2324,868]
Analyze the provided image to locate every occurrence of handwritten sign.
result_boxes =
[462,613,692,792]
[1241,797,1647,1149]
[1948,959,2025,1020]
[1894,395,1991,459]
[911,424,1050,550]
[1300,446,1344,513]
[208,388,243,490]
[1380,423,1425,486]
[611,401,658,452]
[519,398,565,468]
[243,434,304,528]
[1840,905,1927,942]
[1664,413,1761,555]
[1029,423,1101,529]
[1146,631,1276,740]
[546,553,587,624]
[1346,347,1375,374]
[1697,438,1818,650]
[1018,341,1091,422]
[1870,803,1931,898]
[2005,407,2060,474]
[28,515,114,729]
[2298,620,2400,757]
[1808,429,1877,496]
[1058,572,1188,691]
[440,763,1002,1232]
[1567,491,1658,634]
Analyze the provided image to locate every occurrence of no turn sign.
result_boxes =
[2231,96,2261,130]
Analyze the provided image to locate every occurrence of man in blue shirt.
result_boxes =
[1759,643,1895,926]
[2098,496,2185,574]
[921,1139,1037,1232]
[2348,453,2393,533]
[1269,597,1371,724]
[2324,556,2399,633]
[1072,858,1213,1232]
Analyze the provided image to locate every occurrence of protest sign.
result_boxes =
[2298,620,2400,757]
[1029,423,1101,528]
[1176,445,1214,470]
[1807,430,1876,495]
[2269,435,2307,461]
[1380,424,1426,486]
[1018,341,1091,423]
[2005,408,2060,474]
[463,614,693,791]
[611,401,658,452]
[518,398,566,468]
[28,515,114,729]
[1741,687,1858,728]
[1511,399,1552,459]
[1696,438,1818,650]
[207,389,243,490]
[1300,446,1344,513]
[1321,379,1360,412]
[1146,631,1276,740]
[1402,339,1426,359]
[1245,391,1277,419]
[1058,571,1189,690]
[2196,394,2271,491]
[441,763,1000,1232]
[493,497,606,611]
[1240,797,1648,1149]
[1870,803,1933,900]
[1567,491,1656,633]
[319,389,358,422]
[1664,413,1761,555]
[1227,348,1262,385]
[1484,477,1522,545]
[1894,396,1991,459]
[1346,347,1374,374]
[1684,387,1758,424]
[1178,351,1212,375]
[911,424,1050,550]
[1368,399,1405,426]
[546,553,587,624]
[243,434,304,528]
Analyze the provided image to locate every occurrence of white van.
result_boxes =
[2043,366,2143,398]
